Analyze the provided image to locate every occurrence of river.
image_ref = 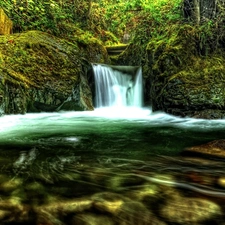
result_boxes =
[0,107,224,224]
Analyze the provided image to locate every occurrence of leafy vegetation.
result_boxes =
[0,0,183,44]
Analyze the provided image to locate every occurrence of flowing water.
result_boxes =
[0,65,224,224]
[0,108,225,224]
[93,64,142,107]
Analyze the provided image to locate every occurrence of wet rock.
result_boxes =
[35,198,93,221]
[92,192,127,214]
[107,173,145,191]
[72,213,114,225]
[0,177,22,193]
[116,201,166,225]
[0,197,30,223]
[127,183,158,201]
[182,139,225,160]
[160,197,222,224]
[25,181,48,204]
[0,31,95,114]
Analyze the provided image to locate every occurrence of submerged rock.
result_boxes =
[92,192,127,215]
[72,213,114,225]
[116,201,165,225]
[160,196,222,224]
[182,139,225,160]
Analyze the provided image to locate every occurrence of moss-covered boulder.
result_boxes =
[146,24,225,119]
[0,30,108,114]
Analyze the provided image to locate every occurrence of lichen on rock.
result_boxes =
[0,30,98,114]
[146,24,225,119]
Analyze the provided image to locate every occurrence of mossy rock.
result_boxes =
[0,30,80,88]
[145,24,225,119]
[0,30,95,114]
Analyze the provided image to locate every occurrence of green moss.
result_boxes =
[146,22,225,83]
[171,56,225,83]
[0,30,81,88]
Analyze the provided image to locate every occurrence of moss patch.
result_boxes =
[0,30,81,88]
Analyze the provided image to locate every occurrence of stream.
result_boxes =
[0,107,224,224]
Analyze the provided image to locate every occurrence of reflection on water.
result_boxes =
[0,107,225,224]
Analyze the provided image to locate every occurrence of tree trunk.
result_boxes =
[193,0,200,24]
[183,0,224,24]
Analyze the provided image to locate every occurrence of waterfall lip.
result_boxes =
[91,63,140,75]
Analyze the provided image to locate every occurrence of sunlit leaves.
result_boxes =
[0,0,183,44]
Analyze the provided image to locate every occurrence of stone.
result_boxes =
[92,192,127,215]
[72,213,115,225]
[116,201,166,225]
[0,9,13,35]
[127,183,158,201]
[160,197,222,224]
[182,139,225,160]
[0,30,95,114]
[35,198,93,219]
[107,173,145,191]
[0,197,30,223]
[0,178,23,193]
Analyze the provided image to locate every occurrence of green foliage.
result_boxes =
[0,0,90,36]
[0,0,183,45]
[0,0,222,51]
[0,30,80,87]
[133,0,183,45]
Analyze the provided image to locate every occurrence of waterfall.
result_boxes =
[92,64,143,108]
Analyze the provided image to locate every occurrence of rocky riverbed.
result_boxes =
[0,153,224,225]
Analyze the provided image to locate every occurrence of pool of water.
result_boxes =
[0,107,225,224]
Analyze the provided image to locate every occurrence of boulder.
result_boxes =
[160,196,222,224]
[145,24,225,119]
[0,30,96,114]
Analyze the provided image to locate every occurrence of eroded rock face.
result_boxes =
[0,30,101,114]
[142,24,225,119]
[151,76,225,119]
[0,9,13,35]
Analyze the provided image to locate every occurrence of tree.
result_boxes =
[183,0,224,24]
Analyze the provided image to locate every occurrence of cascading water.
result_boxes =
[92,64,143,108]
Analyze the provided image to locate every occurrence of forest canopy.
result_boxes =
[0,0,182,43]
[1,0,225,48]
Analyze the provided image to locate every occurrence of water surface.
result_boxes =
[0,107,225,224]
